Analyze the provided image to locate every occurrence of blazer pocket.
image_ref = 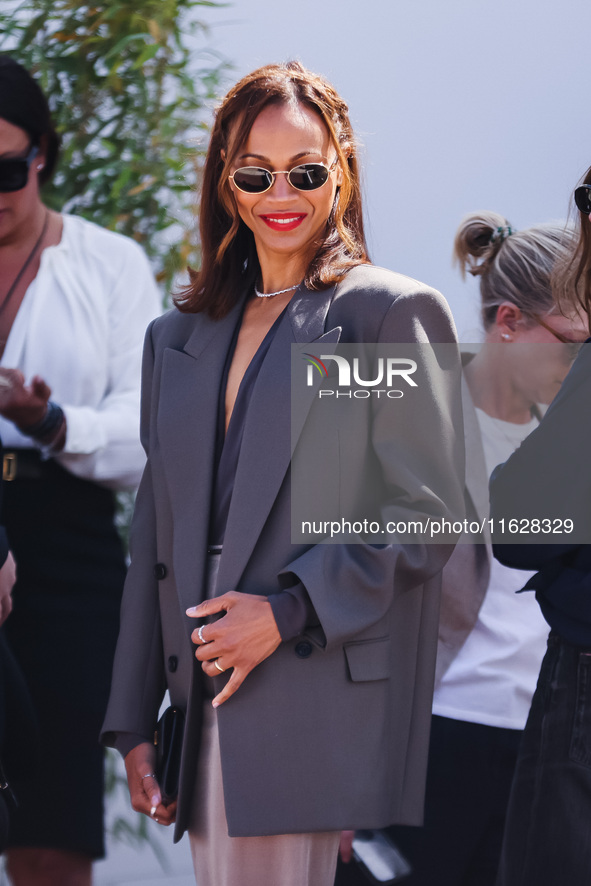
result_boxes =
[344,636,390,682]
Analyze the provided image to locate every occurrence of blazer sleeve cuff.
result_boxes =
[104,731,152,759]
[268,581,319,641]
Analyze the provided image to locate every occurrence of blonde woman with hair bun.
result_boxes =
[375,211,589,886]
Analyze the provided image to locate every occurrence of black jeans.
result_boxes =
[497,633,591,886]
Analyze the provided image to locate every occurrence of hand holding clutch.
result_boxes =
[124,739,177,826]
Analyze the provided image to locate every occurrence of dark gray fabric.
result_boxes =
[435,369,491,686]
[491,342,591,644]
[210,306,282,545]
[102,264,465,841]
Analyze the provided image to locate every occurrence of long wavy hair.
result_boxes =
[552,165,591,321]
[176,61,370,318]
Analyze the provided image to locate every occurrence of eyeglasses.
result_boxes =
[529,313,587,361]
[229,160,336,195]
[574,185,591,215]
[530,313,586,344]
[0,145,39,193]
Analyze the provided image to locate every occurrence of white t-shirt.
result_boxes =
[432,407,550,730]
[0,214,161,489]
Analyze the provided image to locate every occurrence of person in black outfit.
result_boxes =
[0,471,15,623]
[490,167,591,886]
[0,441,26,851]
[0,56,158,886]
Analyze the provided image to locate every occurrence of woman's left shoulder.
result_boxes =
[331,263,456,342]
[335,263,446,306]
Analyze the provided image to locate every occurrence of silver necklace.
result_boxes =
[254,280,301,298]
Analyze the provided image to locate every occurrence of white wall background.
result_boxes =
[204,0,590,339]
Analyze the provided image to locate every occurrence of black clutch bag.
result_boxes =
[154,706,185,803]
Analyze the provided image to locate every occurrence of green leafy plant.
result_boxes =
[0,0,226,291]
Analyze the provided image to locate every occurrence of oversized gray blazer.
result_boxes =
[435,363,492,685]
[101,264,465,842]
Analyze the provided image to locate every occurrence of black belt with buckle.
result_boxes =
[2,449,44,482]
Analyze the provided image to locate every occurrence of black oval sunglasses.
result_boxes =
[574,184,591,215]
[0,145,39,193]
[229,161,335,195]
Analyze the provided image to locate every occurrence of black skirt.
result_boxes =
[1,456,126,858]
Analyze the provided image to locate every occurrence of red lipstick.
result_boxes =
[259,213,307,232]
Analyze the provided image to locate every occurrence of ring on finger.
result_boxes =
[214,659,225,673]
[142,773,157,781]
[198,625,207,644]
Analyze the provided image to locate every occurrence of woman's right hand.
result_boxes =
[124,742,177,826]
[188,591,282,707]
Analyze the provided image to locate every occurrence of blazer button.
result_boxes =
[295,641,313,659]
[167,655,178,673]
[153,563,167,580]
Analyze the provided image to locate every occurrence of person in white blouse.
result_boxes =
[0,55,160,886]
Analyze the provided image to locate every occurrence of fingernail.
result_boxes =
[212,700,219,708]
[186,607,198,614]
[150,805,157,816]
[151,795,159,806]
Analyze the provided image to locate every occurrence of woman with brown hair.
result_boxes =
[101,61,464,886]
[557,167,591,311]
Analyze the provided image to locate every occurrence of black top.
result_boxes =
[208,303,315,641]
[491,341,591,645]
[209,307,285,546]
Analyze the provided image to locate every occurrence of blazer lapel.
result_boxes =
[157,299,245,615]
[218,286,341,591]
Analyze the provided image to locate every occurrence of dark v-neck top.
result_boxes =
[209,306,286,546]
[208,302,316,643]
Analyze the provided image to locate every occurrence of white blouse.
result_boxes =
[0,214,162,490]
